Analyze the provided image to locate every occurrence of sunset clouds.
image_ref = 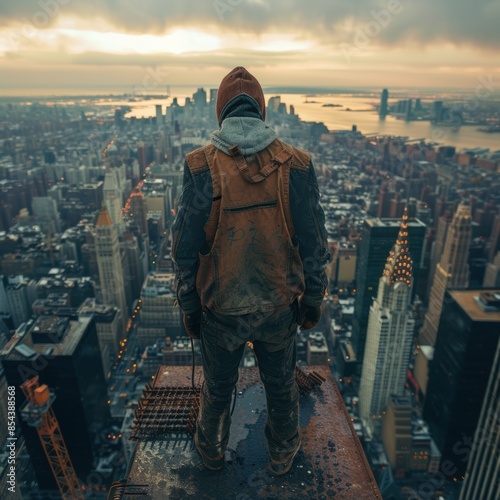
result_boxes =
[0,0,498,91]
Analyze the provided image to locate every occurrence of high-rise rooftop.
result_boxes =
[113,365,382,499]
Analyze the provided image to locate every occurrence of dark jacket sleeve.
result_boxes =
[290,159,330,307]
[170,160,211,313]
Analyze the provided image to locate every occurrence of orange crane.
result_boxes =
[20,376,84,500]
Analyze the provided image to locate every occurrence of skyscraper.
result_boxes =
[193,88,207,111]
[460,331,500,500]
[6,282,30,328]
[359,210,415,427]
[420,201,471,346]
[379,89,389,117]
[267,96,281,113]
[1,315,112,492]
[155,104,163,126]
[483,251,500,287]
[405,98,412,121]
[95,206,128,334]
[426,211,452,301]
[0,275,10,322]
[78,298,121,376]
[381,395,413,473]
[352,217,426,364]
[433,101,443,123]
[137,272,180,348]
[103,169,124,236]
[423,289,500,477]
[129,187,148,236]
[121,231,147,301]
[488,213,500,262]
[382,396,432,477]
[31,196,61,235]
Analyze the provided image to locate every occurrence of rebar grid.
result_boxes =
[130,383,201,440]
[294,365,326,394]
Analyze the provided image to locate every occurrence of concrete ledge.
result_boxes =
[123,365,381,499]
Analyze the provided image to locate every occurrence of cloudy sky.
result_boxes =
[0,0,499,93]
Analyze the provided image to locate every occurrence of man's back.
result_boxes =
[171,66,330,475]
[184,138,310,315]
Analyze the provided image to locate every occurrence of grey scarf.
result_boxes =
[211,117,278,156]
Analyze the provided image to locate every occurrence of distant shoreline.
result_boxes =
[1,86,499,100]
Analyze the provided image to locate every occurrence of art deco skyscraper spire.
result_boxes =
[420,200,471,346]
[359,209,415,428]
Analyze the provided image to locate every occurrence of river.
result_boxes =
[110,90,499,152]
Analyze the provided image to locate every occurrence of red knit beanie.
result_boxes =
[216,67,266,124]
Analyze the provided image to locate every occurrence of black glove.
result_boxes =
[183,309,202,339]
[298,303,322,331]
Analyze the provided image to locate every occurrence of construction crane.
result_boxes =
[20,376,84,500]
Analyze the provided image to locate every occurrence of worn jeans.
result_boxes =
[196,300,300,461]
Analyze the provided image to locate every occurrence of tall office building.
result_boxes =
[433,101,443,122]
[420,201,471,346]
[31,196,61,234]
[379,89,389,117]
[423,289,500,477]
[483,252,500,287]
[352,217,426,364]
[103,169,124,236]
[359,210,415,426]
[405,99,412,121]
[193,88,207,110]
[427,211,452,300]
[78,298,121,376]
[413,345,434,404]
[0,315,112,492]
[137,272,180,349]
[0,276,10,320]
[121,231,147,301]
[155,104,163,126]
[267,96,281,113]
[129,187,148,236]
[377,182,393,218]
[142,178,168,228]
[488,213,500,262]
[460,330,500,500]
[381,395,412,473]
[6,282,30,328]
[95,206,128,334]
[382,396,432,477]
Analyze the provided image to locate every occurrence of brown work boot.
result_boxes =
[194,424,225,471]
[268,438,301,476]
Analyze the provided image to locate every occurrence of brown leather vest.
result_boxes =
[185,138,310,315]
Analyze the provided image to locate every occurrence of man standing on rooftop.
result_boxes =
[171,67,330,475]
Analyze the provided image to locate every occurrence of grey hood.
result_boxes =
[211,117,278,156]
